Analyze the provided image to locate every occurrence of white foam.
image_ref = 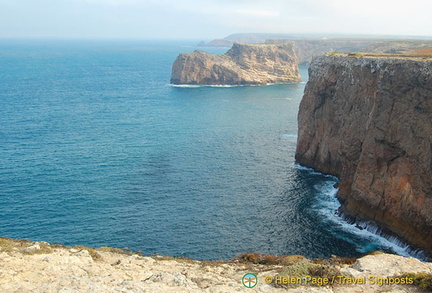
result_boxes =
[169,84,242,88]
[169,84,204,88]
[297,164,428,260]
[319,183,428,259]
[293,163,336,179]
[169,81,301,88]
[280,134,297,140]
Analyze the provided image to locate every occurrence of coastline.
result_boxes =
[296,164,430,262]
[296,54,432,258]
[1,237,432,292]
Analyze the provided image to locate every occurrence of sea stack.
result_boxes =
[295,53,432,257]
[170,43,301,85]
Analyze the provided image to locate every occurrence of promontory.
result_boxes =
[170,43,301,85]
[295,53,432,258]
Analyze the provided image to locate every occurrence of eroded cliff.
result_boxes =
[295,54,432,256]
[266,39,375,65]
[170,43,301,85]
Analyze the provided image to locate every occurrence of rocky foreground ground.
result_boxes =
[0,238,431,293]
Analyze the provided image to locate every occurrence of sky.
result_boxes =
[1,0,431,39]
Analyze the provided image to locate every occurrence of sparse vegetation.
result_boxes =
[400,272,432,292]
[234,253,307,265]
[347,52,363,57]
[313,255,357,266]
[0,237,431,292]
[0,237,53,255]
[98,246,131,255]
[234,252,357,267]
[234,253,358,288]
[23,242,53,255]
[273,260,343,288]
[152,255,198,264]
[72,246,102,261]
[410,48,432,56]
[327,49,432,59]
[0,237,22,252]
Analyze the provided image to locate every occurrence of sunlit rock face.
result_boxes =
[296,54,432,257]
[171,43,301,85]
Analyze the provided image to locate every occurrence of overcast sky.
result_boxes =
[1,0,431,39]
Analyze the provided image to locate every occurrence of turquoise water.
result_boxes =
[0,40,408,260]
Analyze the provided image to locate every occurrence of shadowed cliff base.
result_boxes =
[295,53,432,259]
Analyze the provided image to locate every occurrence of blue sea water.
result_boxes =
[0,40,413,260]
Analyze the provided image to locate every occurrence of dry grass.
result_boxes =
[72,245,102,261]
[234,253,308,265]
[409,48,432,56]
[313,255,357,266]
[400,272,432,292]
[0,237,25,252]
[98,246,132,255]
[0,237,53,255]
[231,252,359,289]
[327,49,432,59]
[152,255,198,264]
[273,260,342,288]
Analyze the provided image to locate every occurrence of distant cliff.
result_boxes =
[199,34,432,65]
[266,39,374,65]
[295,54,432,256]
[170,43,301,85]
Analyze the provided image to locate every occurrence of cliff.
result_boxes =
[266,39,375,65]
[200,35,432,65]
[170,43,301,85]
[295,54,432,256]
[1,237,431,292]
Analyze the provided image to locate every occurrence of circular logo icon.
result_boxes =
[242,273,258,288]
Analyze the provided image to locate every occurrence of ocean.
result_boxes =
[0,40,414,260]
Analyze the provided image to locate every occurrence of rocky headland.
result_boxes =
[266,39,375,65]
[295,53,432,258]
[199,33,432,65]
[170,43,301,85]
[1,237,432,292]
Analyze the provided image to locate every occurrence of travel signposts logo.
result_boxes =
[242,273,258,288]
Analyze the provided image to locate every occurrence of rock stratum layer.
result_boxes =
[1,237,431,292]
[296,54,432,256]
[201,34,432,65]
[171,43,301,85]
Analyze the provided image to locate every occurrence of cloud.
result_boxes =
[234,9,280,17]
[0,0,431,39]
[70,0,149,5]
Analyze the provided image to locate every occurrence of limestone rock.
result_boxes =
[266,39,375,65]
[0,239,282,292]
[295,54,432,257]
[1,238,431,292]
[170,43,301,85]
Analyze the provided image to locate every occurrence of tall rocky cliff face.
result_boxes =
[296,55,432,256]
[171,43,301,85]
